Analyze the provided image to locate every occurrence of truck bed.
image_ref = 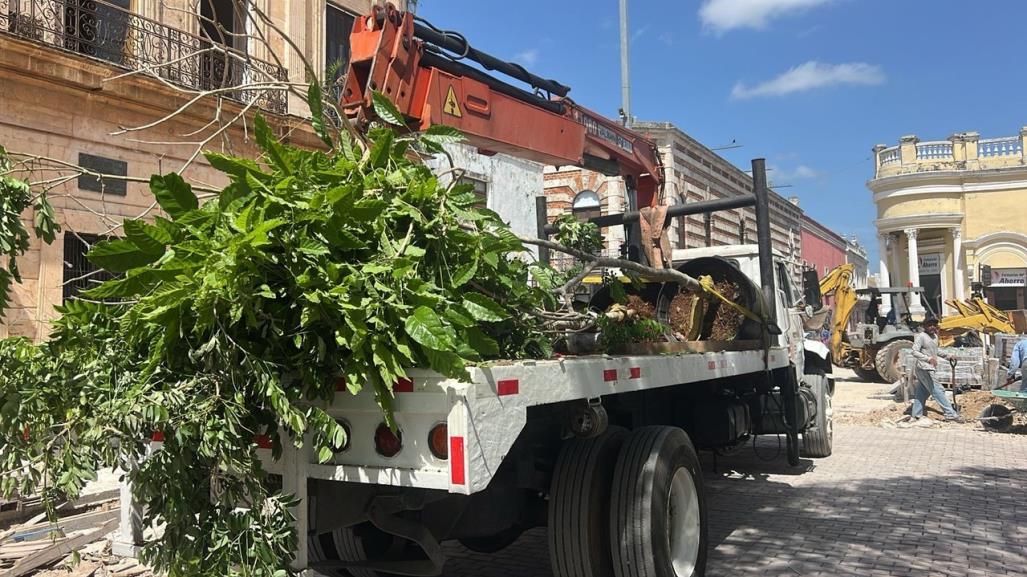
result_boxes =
[263,343,792,494]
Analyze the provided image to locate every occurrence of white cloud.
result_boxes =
[769,164,820,182]
[699,0,832,34]
[731,61,884,99]
[513,49,539,67]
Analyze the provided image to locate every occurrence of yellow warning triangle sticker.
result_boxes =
[443,85,462,117]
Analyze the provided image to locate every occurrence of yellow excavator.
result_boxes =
[818,264,920,383]
[818,263,1015,382]
[938,298,1015,346]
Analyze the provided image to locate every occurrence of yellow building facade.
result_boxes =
[869,128,1027,316]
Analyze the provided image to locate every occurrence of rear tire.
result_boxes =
[610,427,707,577]
[875,340,912,384]
[549,427,628,577]
[801,372,833,457]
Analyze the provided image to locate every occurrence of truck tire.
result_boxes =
[332,526,380,577]
[801,372,833,458]
[875,340,912,384]
[610,427,707,577]
[321,525,406,577]
[549,426,628,577]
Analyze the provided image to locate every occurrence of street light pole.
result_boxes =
[619,0,631,126]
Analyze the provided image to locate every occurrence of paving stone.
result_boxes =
[439,422,1027,577]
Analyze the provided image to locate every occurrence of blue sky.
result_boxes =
[418,0,1027,267]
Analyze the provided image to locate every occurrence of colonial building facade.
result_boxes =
[800,205,848,278]
[544,121,824,286]
[0,0,391,340]
[869,128,1027,315]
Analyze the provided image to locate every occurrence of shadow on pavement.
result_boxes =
[439,433,1027,577]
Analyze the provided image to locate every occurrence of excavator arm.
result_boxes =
[340,4,663,207]
[818,264,857,363]
[939,298,1015,342]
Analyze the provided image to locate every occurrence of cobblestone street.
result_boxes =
[441,378,1027,577]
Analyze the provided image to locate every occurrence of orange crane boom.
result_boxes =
[340,4,664,209]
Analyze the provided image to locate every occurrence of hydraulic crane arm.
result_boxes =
[340,4,664,208]
[819,264,857,362]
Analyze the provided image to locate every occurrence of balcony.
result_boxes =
[0,0,288,114]
[873,128,1027,179]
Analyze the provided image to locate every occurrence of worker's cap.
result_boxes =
[923,317,940,327]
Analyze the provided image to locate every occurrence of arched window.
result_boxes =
[571,189,601,221]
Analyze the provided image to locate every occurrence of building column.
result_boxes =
[951,228,965,302]
[905,228,925,315]
[877,233,892,316]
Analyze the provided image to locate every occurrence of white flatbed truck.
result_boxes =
[253,163,835,577]
[114,162,834,577]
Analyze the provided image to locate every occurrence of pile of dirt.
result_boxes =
[667,279,745,341]
[836,389,1018,430]
[668,293,698,336]
[625,294,656,320]
[708,279,743,341]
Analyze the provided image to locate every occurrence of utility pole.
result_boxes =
[619,0,631,126]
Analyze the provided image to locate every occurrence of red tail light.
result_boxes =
[374,423,403,457]
[428,423,448,460]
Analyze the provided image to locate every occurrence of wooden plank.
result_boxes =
[618,340,763,355]
[3,517,118,577]
[55,508,120,535]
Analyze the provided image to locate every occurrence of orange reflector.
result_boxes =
[374,423,403,457]
[428,423,448,460]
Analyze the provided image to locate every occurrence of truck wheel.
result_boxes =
[875,340,912,384]
[610,427,707,577]
[549,426,628,577]
[328,525,401,577]
[801,372,833,458]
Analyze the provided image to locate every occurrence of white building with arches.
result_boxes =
[869,127,1027,314]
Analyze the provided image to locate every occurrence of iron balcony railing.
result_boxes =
[0,0,288,113]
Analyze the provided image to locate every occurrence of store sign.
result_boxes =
[918,253,942,275]
[991,268,1027,287]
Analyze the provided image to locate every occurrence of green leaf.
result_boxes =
[307,81,333,148]
[422,124,465,145]
[317,446,333,463]
[254,114,292,174]
[32,194,59,244]
[86,239,160,272]
[123,219,168,256]
[452,260,477,287]
[423,348,470,380]
[404,306,457,352]
[371,90,406,126]
[204,152,262,179]
[149,173,197,219]
[350,199,388,221]
[368,129,394,168]
[465,326,500,357]
[462,293,508,322]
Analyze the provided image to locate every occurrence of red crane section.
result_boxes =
[340,4,663,208]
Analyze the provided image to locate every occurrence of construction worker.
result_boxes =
[902,317,964,426]
[1006,338,1027,392]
